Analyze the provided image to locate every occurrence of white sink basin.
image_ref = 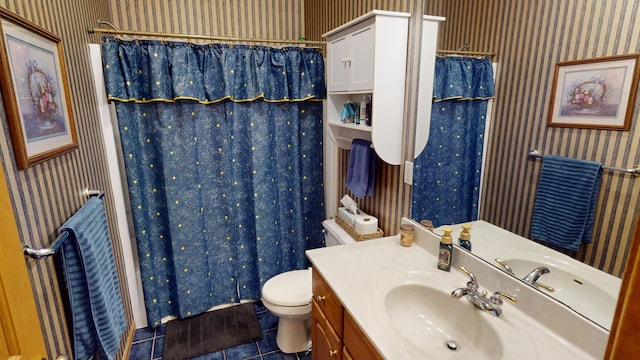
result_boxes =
[501,258,617,328]
[371,271,539,359]
[384,282,503,359]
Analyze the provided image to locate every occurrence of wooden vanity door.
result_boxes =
[312,300,342,360]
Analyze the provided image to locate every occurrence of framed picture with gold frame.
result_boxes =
[0,8,77,169]
[547,54,640,130]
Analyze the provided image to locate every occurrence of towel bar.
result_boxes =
[528,150,640,177]
[335,135,375,148]
[22,189,105,259]
[23,231,70,259]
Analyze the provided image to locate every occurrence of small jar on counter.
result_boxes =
[400,224,415,247]
[420,219,434,231]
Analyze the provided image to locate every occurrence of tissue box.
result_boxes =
[335,215,384,241]
[337,207,366,227]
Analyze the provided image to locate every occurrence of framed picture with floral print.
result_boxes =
[547,54,640,130]
[0,8,77,169]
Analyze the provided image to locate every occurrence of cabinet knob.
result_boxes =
[316,295,326,302]
[329,349,338,357]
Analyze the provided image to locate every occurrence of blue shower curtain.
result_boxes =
[101,37,326,326]
[412,56,495,227]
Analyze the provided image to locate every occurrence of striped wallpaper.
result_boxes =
[3,0,636,357]
[0,1,132,359]
[109,0,305,43]
[423,0,640,277]
[0,0,306,358]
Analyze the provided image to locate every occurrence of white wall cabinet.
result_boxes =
[324,10,411,165]
[414,15,446,159]
[327,22,375,92]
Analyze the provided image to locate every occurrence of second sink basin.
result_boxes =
[384,282,503,359]
[501,258,617,328]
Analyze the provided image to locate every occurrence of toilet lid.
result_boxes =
[262,269,312,307]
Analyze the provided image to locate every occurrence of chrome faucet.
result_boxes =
[523,266,549,284]
[522,266,555,292]
[451,266,517,317]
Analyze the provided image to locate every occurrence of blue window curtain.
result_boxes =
[101,37,326,326]
[412,56,495,227]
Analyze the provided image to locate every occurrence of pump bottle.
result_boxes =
[438,228,453,272]
[459,224,472,251]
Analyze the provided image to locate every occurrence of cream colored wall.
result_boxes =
[424,0,640,277]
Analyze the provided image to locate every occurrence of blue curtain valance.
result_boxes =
[433,56,495,102]
[101,36,326,103]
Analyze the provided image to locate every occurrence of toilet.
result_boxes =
[261,219,356,353]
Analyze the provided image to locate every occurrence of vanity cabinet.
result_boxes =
[323,10,409,165]
[312,269,343,359]
[312,269,381,360]
[312,301,342,360]
[343,311,382,360]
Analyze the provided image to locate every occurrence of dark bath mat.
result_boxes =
[162,302,263,360]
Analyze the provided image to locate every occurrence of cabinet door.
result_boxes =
[348,24,375,91]
[343,310,383,360]
[327,36,350,92]
[343,347,354,360]
[312,270,343,336]
[312,300,342,360]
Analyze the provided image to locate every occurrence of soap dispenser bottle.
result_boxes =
[438,228,453,272]
[459,224,472,251]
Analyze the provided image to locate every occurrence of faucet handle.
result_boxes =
[494,258,515,275]
[536,282,555,293]
[458,266,478,289]
[492,291,517,303]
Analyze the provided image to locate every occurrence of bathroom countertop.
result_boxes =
[305,218,607,359]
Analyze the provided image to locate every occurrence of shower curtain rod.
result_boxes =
[437,49,495,57]
[87,27,326,46]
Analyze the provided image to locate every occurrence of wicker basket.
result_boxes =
[335,215,384,241]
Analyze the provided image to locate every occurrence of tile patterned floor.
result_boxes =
[130,302,312,360]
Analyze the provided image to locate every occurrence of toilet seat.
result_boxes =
[262,269,312,307]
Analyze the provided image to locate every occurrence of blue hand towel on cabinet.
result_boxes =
[530,155,603,251]
[346,139,375,199]
[59,196,127,360]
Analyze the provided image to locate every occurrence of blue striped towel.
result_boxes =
[346,139,375,199]
[530,155,603,251]
[60,196,126,360]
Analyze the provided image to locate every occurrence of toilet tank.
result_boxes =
[322,219,357,246]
